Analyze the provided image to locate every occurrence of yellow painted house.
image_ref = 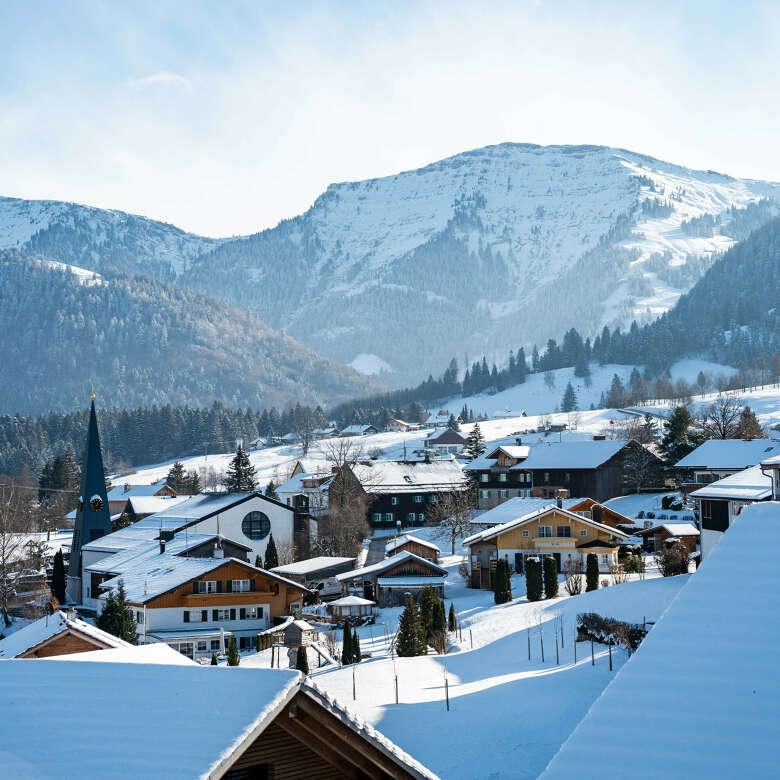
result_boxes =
[464,505,630,589]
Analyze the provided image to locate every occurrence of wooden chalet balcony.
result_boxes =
[181,591,274,606]
[533,538,576,549]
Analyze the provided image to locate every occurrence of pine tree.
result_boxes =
[465,422,486,459]
[448,602,457,632]
[255,554,262,568]
[95,581,138,644]
[224,445,257,492]
[264,534,279,569]
[586,553,599,592]
[543,556,559,598]
[494,558,512,604]
[296,645,309,673]
[396,596,426,656]
[185,470,202,494]
[227,635,240,666]
[447,414,460,431]
[352,628,361,662]
[561,382,578,412]
[418,585,437,641]
[526,557,543,601]
[265,480,279,500]
[166,461,187,493]
[51,549,66,604]
[211,653,218,665]
[341,619,353,665]
[736,406,765,439]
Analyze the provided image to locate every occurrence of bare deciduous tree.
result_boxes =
[0,485,32,626]
[563,557,584,596]
[623,443,660,493]
[609,560,630,585]
[700,395,743,439]
[427,486,475,555]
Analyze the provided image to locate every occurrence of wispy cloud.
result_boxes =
[130,71,193,93]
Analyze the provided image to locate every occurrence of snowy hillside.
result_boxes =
[0,196,222,279]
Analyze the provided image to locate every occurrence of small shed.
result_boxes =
[385,534,440,562]
[275,619,316,649]
[637,523,700,554]
[328,596,375,622]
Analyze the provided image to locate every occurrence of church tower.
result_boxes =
[66,397,112,604]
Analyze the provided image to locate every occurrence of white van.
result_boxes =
[310,577,342,600]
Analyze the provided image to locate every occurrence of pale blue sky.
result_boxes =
[2,1,779,236]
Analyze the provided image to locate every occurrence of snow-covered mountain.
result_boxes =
[4,144,780,387]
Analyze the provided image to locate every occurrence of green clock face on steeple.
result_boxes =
[89,496,104,512]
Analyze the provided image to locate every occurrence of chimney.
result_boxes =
[66,606,77,621]
[515,436,522,446]
[214,536,225,558]
[556,495,563,509]
[124,483,131,493]
[159,538,166,554]
[592,434,606,441]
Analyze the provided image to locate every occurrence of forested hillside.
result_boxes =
[0,251,381,415]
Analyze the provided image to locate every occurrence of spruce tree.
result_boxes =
[264,534,279,570]
[95,581,138,644]
[227,635,240,666]
[465,422,486,459]
[341,619,353,665]
[543,556,559,598]
[211,653,218,665]
[418,585,437,641]
[352,628,361,662]
[448,602,457,632]
[296,645,309,674]
[51,549,66,604]
[586,553,599,592]
[526,558,543,601]
[397,596,426,657]
[224,445,257,492]
[561,382,578,412]
[736,406,765,439]
[166,461,187,493]
[265,480,279,501]
[447,414,461,431]
[185,470,202,494]
[255,554,262,568]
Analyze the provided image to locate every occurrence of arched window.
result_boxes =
[241,511,271,540]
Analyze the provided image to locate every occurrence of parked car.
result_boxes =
[310,577,342,600]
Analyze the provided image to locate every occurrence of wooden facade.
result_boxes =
[387,539,439,561]
[18,630,115,659]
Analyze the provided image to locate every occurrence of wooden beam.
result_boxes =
[284,708,384,780]
[275,713,362,779]
[295,694,418,780]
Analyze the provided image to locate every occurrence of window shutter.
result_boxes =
[193,582,198,594]
[230,608,236,620]
[226,580,233,593]
[212,610,218,621]
[250,579,256,592]
[183,611,190,623]
[240,608,246,620]
[201,610,207,622]
[217,580,223,593]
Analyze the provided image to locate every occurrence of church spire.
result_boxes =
[66,398,112,603]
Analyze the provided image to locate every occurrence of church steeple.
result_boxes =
[66,398,112,603]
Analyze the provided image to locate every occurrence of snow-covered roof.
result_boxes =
[341,424,376,435]
[270,556,355,576]
[277,471,334,495]
[46,642,197,665]
[336,551,447,582]
[674,438,780,470]
[486,445,530,459]
[541,501,780,779]
[425,427,467,442]
[85,533,222,575]
[352,459,466,493]
[144,490,258,523]
[8,529,72,563]
[471,497,581,526]
[385,534,441,554]
[464,505,630,546]
[513,440,632,470]
[376,576,448,586]
[0,611,131,659]
[106,483,170,501]
[639,522,700,537]
[689,465,772,501]
[124,495,189,515]
[329,596,375,607]
[81,516,185,553]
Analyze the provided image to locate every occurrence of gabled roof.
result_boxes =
[0,611,131,659]
[471,497,581,526]
[329,596,375,607]
[485,445,530,460]
[106,483,171,501]
[674,438,780,470]
[385,535,441,554]
[512,440,634,470]
[424,428,468,444]
[464,505,630,546]
[351,460,466,493]
[46,642,198,665]
[541,502,780,779]
[689,465,772,501]
[637,522,700,537]
[341,424,377,434]
[270,556,355,576]
[277,471,334,495]
[99,556,307,604]
[336,551,447,582]
[123,495,189,515]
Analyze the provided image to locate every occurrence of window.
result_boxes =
[185,610,206,623]
[136,610,143,624]
[500,489,509,498]
[197,641,207,652]
[407,513,416,522]
[484,490,491,497]
[556,526,572,538]
[210,639,220,651]
[242,511,271,540]
[391,496,399,505]
[522,530,529,537]
[196,580,217,594]
[479,490,485,499]
[413,495,424,503]
[385,512,394,522]
[430,494,439,503]
[701,500,712,521]
[418,513,425,523]
[213,609,230,621]
[480,474,489,482]
[498,473,507,482]
[538,525,553,538]
[232,579,251,593]
[580,529,587,537]
[372,513,381,522]
[244,606,263,620]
